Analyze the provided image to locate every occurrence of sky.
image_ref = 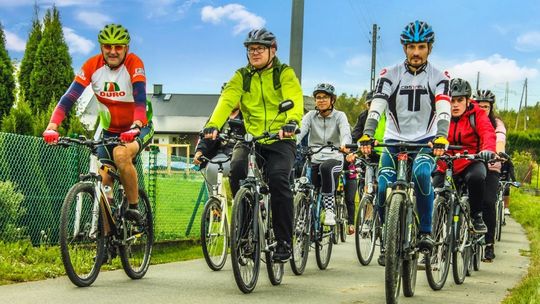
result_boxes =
[1,0,540,111]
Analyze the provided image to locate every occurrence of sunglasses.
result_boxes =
[102,44,127,52]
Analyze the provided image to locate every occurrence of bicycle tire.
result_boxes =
[230,187,260,293]
[120,189,154,279]
[59,182,105,287]
[264,202,284,286]
[338,195,348,243]
[290,192,310,275]
[496,198,504,242]
[426,196,452,290]
[201,197,228,271]
[385,193,404,303]
[402,204,418,297]
[472,242,482,271]
[315,205,333,270]
[452,211,469,284]
[355,195,377,265]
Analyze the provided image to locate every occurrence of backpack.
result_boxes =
[237,57,288,93]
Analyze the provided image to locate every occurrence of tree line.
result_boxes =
[0,4,88,137]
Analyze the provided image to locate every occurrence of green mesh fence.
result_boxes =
[0,132,208,245]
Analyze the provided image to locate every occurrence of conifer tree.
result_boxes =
[0,22,16,122]
[18,3,42,104]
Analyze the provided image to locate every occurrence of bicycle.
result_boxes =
[57,136,153,287]
[495,178,520,242]
[199,150,232,271]
[290,144,340,275]
[350,154,382,266]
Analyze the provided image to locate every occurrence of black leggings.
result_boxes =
[483,170,500,244]
[433,161,486,216]
[311,159,343,195]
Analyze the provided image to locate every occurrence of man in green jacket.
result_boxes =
[203,28,303,262]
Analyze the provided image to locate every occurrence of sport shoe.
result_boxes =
[324,209,336,226]
[483,244,496,262]
[417,255,428,270]
[417,233,434,253]
[125,206,145,226]
[347,225,355,235]
[472,215,488,234]
[377,252,386,266]
[504,208,511,215]
[273,241,291,263]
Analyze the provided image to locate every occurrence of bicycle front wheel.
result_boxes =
[496,198,504,242]
[264,204,284,286]
[337,195,348,243]
[119,189,154,279]
[426,196,452,290]
[290,192,310,275]
[402,207,418,297]
[315,206,333,270]
[59,182,105,287]
[355,195,377,265]
[230,187,260,293]
[452,211,469,284]
[201,197,228,271]
[385,193,404,303]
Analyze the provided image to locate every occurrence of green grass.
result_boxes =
[0,239,203,286]
[502,190,540,303]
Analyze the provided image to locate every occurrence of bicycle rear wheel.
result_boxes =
[264,204,284,285]
[355,195,377,265]
[315,206,333,270]
[120,189,154,279]
[385,193,404,304]
[230,187,260,293]
[452,211,469,284]
[337,195,348,243]
[290,192,310,275]
[59,182,105,287]
[426,196,452,290]
[472,241,482,271]
[201,197,228,271]
[496,198,504,242]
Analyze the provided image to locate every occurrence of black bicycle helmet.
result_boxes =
[450,78,472,98]
[243,28,277,49]
[313,83,336,98]
[400,20,435,45]
[474,89,496,104]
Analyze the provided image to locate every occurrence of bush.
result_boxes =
[512,151,535,184]
[0,181,25,240]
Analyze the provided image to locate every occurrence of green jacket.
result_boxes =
[206,58,304,144]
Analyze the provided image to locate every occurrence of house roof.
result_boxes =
[81,92,315,133]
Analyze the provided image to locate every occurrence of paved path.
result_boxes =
[0,217,529,304]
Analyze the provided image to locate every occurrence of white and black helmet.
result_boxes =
[244,28,277,49]
[313,83,336,98]
[474,89,496,104]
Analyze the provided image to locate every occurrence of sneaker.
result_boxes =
[347,225,355,235]
[417,255,428,270]
[417,233,435,253]
[324,209,336,226]
[483,244,496,262]
[273,241,291,263]
[504,208,511,215]
[125,206,145,226]
[377,252,386,266]
[472,215,488,234]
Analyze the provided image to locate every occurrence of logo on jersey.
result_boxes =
[100,82,126,97]
[379,68,387,76]
[134,67,145,78]
[76,69,86,81]
[444,71,451,79]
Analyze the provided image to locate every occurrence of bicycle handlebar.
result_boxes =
[57,136,121,149]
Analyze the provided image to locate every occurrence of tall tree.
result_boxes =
[18,3,42,103]
[28,5,73,115]
[0,22,16,122]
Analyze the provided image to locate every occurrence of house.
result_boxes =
[80,84,315,156]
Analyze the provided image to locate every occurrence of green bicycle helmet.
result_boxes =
[98,23,131,45]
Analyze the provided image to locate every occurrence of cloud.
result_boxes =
[76,12,112,29]
[516,31,540,52]
[144,0,199,19]
[63,27,95,55]
[177,0,200,17]
[201,4,265,35]
[4,30,26,52]
[448,54,538,88]
[344,54,370,76]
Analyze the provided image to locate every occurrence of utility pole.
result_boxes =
[524,78,528,130]
[504,82,509,111]
[289,0,304,83]
[369,24,379,92]
[475,71,480,91]
[515,79,526,131]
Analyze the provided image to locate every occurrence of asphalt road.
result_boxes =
[0,217,529,304]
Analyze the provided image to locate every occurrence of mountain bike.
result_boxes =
[57,136,153,287]
[290,144,337,275]
[495,179,520,242]
[199,151,232,271]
